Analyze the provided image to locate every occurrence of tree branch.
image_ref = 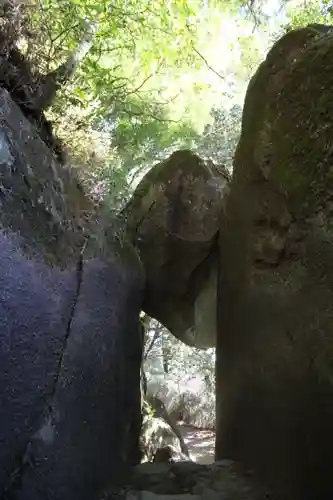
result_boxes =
[126,73,154,96]
[144,327,164,360]
[32,20,98,111]
[120,105,181,124]
[191,45,225,81]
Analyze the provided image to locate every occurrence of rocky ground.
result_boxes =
[104,425,271,500]
[106,459,270,500]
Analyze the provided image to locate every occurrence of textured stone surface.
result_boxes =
[123,150,229,348]
[216,24,333,500]
[15,252,144,500]
[141,396,189,462]
[0,87,92,266]
[0,91,145,500]
[104,460,266,500]
[0,232,78,491]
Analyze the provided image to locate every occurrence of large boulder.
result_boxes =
[122,151,229,348]
[216,25,333,500]
[144,395,189,457]
[140,415,188,464]
[0,88,144,500]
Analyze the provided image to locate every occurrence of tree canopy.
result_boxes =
[11,0,329,210]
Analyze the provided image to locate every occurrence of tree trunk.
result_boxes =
[162,333,170,374]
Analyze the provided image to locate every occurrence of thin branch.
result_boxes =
[118,104,181,124]
[157,93,180,106]
[50,23,81,46]
[126,60,163,96]
[126,72,154,96]
[144,327,164,360]
[107,3,175,37]
[191,45,225,81]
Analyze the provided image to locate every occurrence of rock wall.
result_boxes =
[216,25,333,500]
[0,89,144,500]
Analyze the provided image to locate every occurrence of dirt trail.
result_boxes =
[178,422,215,464]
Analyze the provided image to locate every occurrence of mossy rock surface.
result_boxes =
[216,25,333,500]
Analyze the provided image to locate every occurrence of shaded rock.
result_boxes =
[171,462,207,475]
[113,460,265,500]
[134,463,173,476]
[0,232,78,492]
[214,460,235,468]
[216,23,333,500]
[16,252,144,500]
[189,256,218,349]
[122,150,229,348]
[200,488,222,500]
[146,395,189,457]
[153,445,189,464]
[0,89,145,500]
[153,446,175,463]
[0,87,92,266]
[140,416,187,464]
[127,493,201,500]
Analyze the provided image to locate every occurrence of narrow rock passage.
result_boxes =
[177,423,215,464]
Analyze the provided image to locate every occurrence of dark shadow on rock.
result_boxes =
[122,150,229,348]
[14,253,144,500]
[0,88,145,500]
[0,232,78,492]
[216,23,333,500]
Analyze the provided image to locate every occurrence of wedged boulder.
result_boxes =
[122,150,229,348]
[216,24,333,500]
[0,89,144,500]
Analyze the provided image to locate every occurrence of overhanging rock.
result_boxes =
[122,150,230,348]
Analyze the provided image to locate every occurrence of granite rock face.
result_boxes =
[0,88,145,500]
[216,24,333,500]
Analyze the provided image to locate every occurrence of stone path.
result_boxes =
[177,423,215,465]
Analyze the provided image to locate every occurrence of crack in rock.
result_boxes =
[0,247,85,500]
